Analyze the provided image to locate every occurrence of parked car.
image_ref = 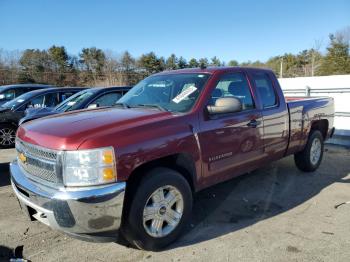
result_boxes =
[0,87,85,148]
[11,67,334,250]
[0,84,54,107]
[19,86,131,125]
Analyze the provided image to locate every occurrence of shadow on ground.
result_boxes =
[1,146,349,252]
[168,148,350,249]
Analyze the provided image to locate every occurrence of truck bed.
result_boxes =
[285,96,334,156]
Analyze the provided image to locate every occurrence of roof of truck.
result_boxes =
[155,66,274,75]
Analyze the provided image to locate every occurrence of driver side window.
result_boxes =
[26,95,45,109]
[91,92,122,107]
[209,72,254,110]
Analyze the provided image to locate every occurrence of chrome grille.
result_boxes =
[16,139,59,184]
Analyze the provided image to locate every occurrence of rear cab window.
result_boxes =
[251,72,277,108]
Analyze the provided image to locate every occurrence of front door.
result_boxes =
[198,71,265,187]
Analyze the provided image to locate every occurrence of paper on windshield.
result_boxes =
[172,85,197,104]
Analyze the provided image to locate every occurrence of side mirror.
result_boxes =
[88,103,99,109]
[207,97,242,115]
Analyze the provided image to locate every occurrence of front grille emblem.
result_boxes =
[19,152,27,164]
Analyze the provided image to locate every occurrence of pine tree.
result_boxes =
[319,34,350,75]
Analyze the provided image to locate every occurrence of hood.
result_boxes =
[17,107,174,150]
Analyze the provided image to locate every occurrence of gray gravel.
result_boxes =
[1,145,350,262]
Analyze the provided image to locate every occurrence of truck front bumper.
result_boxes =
[10,160,126,242]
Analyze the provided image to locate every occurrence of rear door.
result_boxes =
[248,71,289,160]
[198,71,265,185]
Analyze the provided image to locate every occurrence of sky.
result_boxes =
[0,0,349,63]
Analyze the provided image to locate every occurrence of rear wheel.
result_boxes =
[122,167,192,251]
[0,124,16,148]
[294,130,324,172]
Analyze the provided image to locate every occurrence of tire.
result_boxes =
[122,167,192,251]
[0,123,16,149]
[294,130,324,172]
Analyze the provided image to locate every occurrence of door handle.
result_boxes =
[247,119,261,128]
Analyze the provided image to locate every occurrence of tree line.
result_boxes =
[0,27,349,87]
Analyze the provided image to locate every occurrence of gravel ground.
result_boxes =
[0,145,350,262]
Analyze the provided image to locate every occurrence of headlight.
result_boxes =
[62,147,117,187]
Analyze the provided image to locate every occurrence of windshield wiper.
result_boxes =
[131,104,169,112]
[114,102,131,109]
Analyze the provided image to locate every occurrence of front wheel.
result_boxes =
[294,130,324,172]
[0,124,16,148]
[122,167,192,251]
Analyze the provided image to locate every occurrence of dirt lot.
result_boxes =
[1,145,350,262]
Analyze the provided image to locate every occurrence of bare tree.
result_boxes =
[311,39,323,76]
[103,50,121,86]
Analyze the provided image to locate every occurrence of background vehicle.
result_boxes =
[0,84,53,106]
[19,86,131,125]
[11,67,334,250]
[0,87,85,148]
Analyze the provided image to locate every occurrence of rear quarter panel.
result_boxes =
[285,97,334,155]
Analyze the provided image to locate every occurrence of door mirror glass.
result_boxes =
[207,97,242,114]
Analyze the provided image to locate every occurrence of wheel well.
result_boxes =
[310,120,328,140]
[120,153,197,226]
[126,153,196,193]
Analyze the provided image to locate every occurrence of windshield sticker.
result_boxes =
[172,85,197,104]
[67,101,76,106]
[17,99,24,103]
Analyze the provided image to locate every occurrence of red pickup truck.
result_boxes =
[11,67,334,250]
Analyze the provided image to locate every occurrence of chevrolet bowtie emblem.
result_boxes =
[19,152,27,163]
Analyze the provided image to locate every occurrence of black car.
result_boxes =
[0,84,53,107]
[0,87,85,148]
[19,86,131,126]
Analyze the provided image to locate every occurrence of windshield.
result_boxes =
[117,73,210,113]
[1,92,34,108]
[55,89,96,112]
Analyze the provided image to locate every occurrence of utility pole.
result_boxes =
[280,56,283,78]
[311,52,315,77]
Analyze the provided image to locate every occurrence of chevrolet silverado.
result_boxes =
[10,67,335,250]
